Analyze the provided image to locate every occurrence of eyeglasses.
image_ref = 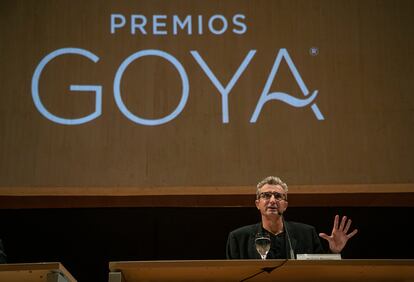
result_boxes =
[258,191,287,201]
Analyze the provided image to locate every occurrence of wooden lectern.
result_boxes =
[0,262,77,282]
[109,259,414,282]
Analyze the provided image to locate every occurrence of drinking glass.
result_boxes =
[255,232,271,260]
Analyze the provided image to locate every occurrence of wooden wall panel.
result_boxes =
[0,0,413,206]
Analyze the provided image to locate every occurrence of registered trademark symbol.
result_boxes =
[309,47,319,56]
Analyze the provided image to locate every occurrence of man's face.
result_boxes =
[255,184,288,217]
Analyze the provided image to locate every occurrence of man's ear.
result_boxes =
[255,199,260,209]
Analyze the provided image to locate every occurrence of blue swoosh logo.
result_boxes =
[265,90,318,108]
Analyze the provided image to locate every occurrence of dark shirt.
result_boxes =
[226,221,324,259]
[267,232,287,259]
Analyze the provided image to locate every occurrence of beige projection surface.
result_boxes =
[0,0,413,194]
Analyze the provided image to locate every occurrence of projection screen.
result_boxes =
[0,0,413,207]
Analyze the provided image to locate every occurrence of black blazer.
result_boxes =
[226,221,325,259]
[0,239,6,264]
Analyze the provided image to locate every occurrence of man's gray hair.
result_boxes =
[256,176,288,199]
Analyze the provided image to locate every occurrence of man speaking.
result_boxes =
[226,176,358,259]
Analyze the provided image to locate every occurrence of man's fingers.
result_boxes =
[344,218,352,233]
[319,233,330,240]
[347,229,358,239]
[339,215,347,230]
[333,214,339,231]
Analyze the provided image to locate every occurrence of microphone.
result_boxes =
[282,216,295,259]
[270,204,283,216]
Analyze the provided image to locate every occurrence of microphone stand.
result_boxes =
[282,215,296,259]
